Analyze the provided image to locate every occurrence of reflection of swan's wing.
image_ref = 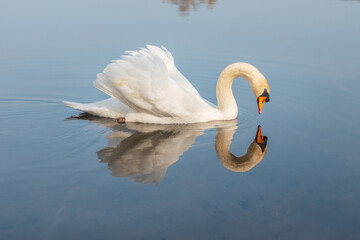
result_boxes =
[93,45,212,118]
[216,125,268,172]
[97,126,204,185]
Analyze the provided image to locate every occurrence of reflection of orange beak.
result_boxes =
[257,96,266,114]
[255,125,267,152]
[255,125,265,143]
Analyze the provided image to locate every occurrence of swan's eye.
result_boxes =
[260,88,270,102]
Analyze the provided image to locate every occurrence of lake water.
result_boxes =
[1,0,360,239]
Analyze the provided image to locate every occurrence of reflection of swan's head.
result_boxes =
[215,125,268,172]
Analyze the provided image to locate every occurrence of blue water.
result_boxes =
[1,0,360,239]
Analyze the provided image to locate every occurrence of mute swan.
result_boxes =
[64,45,270,124]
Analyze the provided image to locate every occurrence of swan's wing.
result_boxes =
[94,45,211,118]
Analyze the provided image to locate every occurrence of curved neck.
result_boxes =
[215,127,267,172]
[216,63,263,116]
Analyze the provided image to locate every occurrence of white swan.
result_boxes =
[64,45,270,124]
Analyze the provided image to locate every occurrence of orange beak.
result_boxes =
[257,96,267,114]
[255,125,265,143]
[255,125,267,152]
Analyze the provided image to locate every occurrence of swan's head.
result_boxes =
[240,64,270,114]
[217,62,270,114]
[257,88,270,114]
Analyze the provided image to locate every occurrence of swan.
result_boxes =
[64,45,270,124]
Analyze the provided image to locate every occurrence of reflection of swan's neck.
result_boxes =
[216,63,265,117]
[215,127,267,172]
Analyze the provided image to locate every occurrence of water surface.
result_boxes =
[1,0,360,239]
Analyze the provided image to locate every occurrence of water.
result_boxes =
[1,0,360,239]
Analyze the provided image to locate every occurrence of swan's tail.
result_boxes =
[63,101,87,111]
[63,98,132,118]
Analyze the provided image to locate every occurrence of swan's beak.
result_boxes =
[257,96,266,114]
[257,89,270,114]
[255,125,267,152]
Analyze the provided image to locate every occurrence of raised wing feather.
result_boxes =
[93,45,211,118]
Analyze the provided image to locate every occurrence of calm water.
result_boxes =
[1,0,360,239]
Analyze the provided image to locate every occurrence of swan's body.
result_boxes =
[64,45,270,124]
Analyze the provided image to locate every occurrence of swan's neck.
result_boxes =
[216,63,264,117]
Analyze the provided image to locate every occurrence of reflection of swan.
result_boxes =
[64,45,270,124]
[70,116,269,185]
[216,125,267,172]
